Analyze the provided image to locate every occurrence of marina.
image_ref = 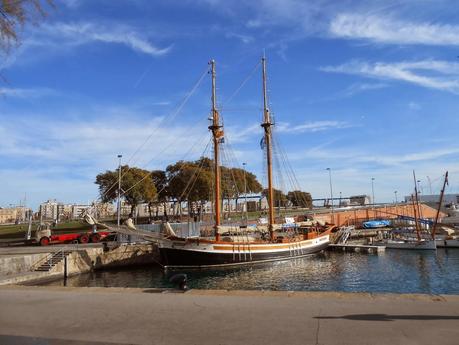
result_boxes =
[2,1,459,344]
[32,248,459,295]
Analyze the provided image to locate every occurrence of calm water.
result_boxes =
[41,249,459,294]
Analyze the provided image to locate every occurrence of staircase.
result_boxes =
[333,226,354,244]
[34,250,72,272]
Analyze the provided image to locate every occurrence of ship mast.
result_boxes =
[431,171,448,240]
[209,59,222,241]
[413,170,421,242]
[261,56,275,241]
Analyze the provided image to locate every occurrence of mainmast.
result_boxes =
[209,59,222,241]
[261,56,275,241]
[431,171,448,240]
[413,170,421,242]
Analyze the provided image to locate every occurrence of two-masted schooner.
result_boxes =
[157,58,334,268]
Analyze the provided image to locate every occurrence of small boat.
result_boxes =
[157,58,333,269]
[363,220,390,229]
[435,236,459,248]
[383,238,437,250]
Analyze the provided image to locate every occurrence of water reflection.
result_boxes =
[41,249,459,294]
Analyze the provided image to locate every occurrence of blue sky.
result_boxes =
[1,0,458,209]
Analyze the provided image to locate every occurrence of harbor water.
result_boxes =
[40,249,459,294]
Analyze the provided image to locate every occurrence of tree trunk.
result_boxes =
[148,202,152,222]
[163,201,169,221]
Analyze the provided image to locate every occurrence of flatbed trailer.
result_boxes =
[36,229,112,246]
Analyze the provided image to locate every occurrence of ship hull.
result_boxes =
[436,238,459,248]
[159,234,330,268]
[382,239,436,250]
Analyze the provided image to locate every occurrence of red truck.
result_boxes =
[35,224,112,246]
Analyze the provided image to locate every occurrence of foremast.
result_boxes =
[261,56,276,241]
[209,59,222,241]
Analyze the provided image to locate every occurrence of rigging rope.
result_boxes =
[97,65,210,202]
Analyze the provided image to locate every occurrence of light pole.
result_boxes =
[326,168,334,223]
[242,162,248,224]
[394,190,398,204]
[371,177,375,206]
[417,179,422,195]
[117,154,122,227]
[427,176,433,195]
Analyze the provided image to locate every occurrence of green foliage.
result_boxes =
[95,157,263,210]
[166,160,212,202]
[263,188,289,207]
[287,190,312,208]
[95,165,157,211]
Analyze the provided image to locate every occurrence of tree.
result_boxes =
[287,190,312,209]
[263,188,288,207]
[166,159,213,216]
[95,165,157,215]
[1,0,54,55]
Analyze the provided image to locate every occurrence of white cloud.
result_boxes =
[341,83,387,97]
[30,21,172,57]
[330,13,459,46]
[225,32,254,44]
[321,60,459,94]
[0,87,57,98]
[276,120,353,133]
[0,113,210,172]
[295,146,459,167]
[408,102,421,111]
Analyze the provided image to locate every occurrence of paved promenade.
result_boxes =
[0,286,458,345]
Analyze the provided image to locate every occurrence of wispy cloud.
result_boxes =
[225,32,254,44]
[321,60,459,94]
[29,21,172,57]
[408,102,421,111]
[340,83,387,97]
[276,120,353,134]
[330,13,459,46]
[0,87,57,98]
[295,146,459,167]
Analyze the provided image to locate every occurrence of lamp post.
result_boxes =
[242,162,248,224]
[394,190,398,204]
[371,177,375,206]
[427,176,433,195]
[326,168,334,223]
[117,154,122,228]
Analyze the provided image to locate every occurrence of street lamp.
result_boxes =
[326,168,334,223]
[394,190,398,204]
[117,154,122,227]
[371,177,375,206]
[242,162,248,224]
[417,179,422,195]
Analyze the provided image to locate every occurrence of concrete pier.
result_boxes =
[0,243,160,285]
[328,243,385,253]
[0,286,458,345]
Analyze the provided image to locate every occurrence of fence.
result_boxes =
[137,222,201,238]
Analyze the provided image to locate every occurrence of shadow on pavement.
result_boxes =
[314,314,459,321]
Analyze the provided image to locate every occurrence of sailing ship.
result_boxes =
[157,58,333,268]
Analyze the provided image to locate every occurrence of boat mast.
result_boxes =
[411,194,421,242]
[412,171,421,242]
[209,59,222,241]
[431,171,448,240]
[261,56,275,241]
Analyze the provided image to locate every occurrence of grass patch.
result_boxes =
[0,221,92,241]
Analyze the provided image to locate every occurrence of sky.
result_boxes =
[1,0,459,209]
